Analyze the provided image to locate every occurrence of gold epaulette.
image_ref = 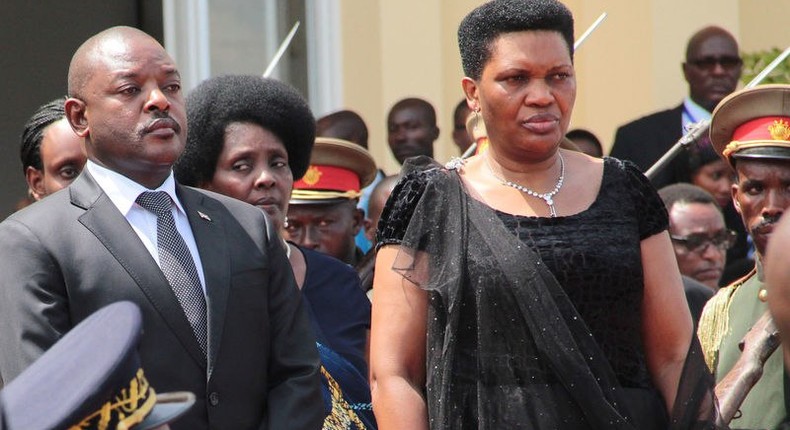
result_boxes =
[697,269,757,371]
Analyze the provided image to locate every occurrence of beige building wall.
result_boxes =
[338,0,790,173]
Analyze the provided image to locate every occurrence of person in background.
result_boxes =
[19,96,86,201]
[357,174,400,297]
[658,183,732,290]
[698,84,790,429]
[371,0,715,427]
[317,110,370,150]
[658,183,727,326]
[386,97,440,165]
[611,26,742,189]
[766,212,790,372]
[175,75,375,429]
[452,99,473,154]
[286,137,378,267]
[566,128,603,158]
[686,141,753,285]
[316,109,383,256]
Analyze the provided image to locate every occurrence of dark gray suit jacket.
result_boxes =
[0,171,324,430]
[610,104,691,189]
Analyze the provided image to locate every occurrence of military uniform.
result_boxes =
[700,267,785,428]
[698,84,790,429]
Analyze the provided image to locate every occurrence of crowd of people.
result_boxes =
[1,0,790,429]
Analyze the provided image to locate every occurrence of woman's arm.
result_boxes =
[640,231,693,413]
[370,246,429,430]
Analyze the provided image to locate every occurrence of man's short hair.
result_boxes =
[658,183,721,212]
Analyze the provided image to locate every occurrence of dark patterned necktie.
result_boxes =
[136,191,207,356]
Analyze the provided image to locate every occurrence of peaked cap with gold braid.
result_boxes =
[710,84,790,166]
[0,302,195,430]
[291,137,378,205]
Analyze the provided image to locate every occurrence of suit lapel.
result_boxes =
[178,185,230,378]
[72,172,207,370]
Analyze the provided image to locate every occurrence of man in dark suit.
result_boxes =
[610,26,742,189]
[0,26,324,430]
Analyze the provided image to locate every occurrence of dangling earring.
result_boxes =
[473,107,481,135]
[283,217,289,229]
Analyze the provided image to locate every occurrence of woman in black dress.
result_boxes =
[369,1,717,428]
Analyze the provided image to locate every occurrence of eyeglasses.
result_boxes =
[670,229,737,253]
[687,56,743,71]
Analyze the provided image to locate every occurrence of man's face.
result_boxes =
[26,118,86,200]
[387,107,438,164]
[284,201,363,264]
[732,159,790,257]
[669,202,728,289]
[682,33,742,112]
[68,33,186,189]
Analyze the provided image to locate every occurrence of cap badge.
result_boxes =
[302,166,322,186]
[769,119,790,141]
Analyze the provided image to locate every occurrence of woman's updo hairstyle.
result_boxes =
[458,0,575,80]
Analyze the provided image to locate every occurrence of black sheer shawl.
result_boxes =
[389,157,720,429]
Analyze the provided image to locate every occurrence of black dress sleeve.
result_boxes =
[620,159,669,240]
[375,160,438,249]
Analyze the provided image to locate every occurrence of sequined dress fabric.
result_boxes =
[376,156,718,430]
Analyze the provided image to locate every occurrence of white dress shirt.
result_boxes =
[681,97,712,133]
[86,161,207,292]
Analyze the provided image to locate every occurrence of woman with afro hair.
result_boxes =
[176,75,375,429]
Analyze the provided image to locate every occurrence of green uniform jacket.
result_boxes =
[699,269,786,429]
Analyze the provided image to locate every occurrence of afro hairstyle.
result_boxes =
[175,75,315,186]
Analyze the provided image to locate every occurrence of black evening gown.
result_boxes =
[377,156,718,430]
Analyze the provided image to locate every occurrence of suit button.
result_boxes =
[208,392,220,406]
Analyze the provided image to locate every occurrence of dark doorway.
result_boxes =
[0,0,162,217]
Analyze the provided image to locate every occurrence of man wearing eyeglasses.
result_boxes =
[659,183,734,290]
[611,26,742,189]
[698,85,790,429]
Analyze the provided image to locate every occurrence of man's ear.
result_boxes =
[732,183,741,214]
[25,166,45,201]
[681,62,692,85]
[351,207,365,235]
[65,97,89,138]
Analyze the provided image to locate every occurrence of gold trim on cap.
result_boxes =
[722,140,790,159]
[69,369,157,430]
[290,189,362,201]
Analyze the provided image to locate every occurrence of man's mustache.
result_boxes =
[140,112,182,136]
[752,214,782,234]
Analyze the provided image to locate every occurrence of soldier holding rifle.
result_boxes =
[698,84,790,429]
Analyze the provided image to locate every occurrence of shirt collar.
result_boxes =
[683,97,712,122]
[86,160,185,216]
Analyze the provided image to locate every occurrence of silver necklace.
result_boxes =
[486,153,565,217]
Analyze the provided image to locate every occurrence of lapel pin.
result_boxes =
[197,211,212,222]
